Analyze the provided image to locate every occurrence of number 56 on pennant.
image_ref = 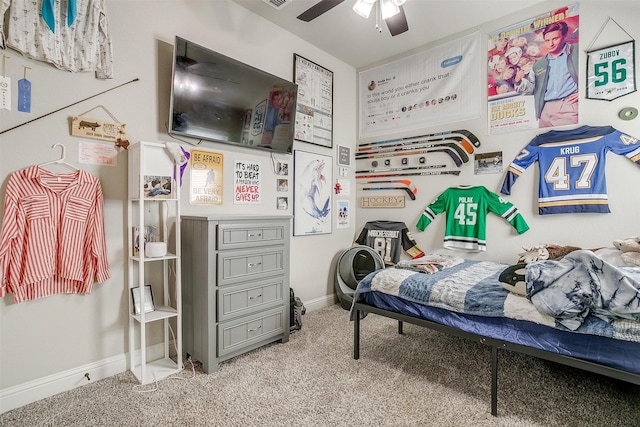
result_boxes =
[587,40,636,101]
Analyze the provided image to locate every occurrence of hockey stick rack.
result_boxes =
[356,129,480,170]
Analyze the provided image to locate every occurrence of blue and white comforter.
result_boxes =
[353,257,640,343]
[526,250,640,331]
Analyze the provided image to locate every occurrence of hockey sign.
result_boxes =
[587,40,636,101]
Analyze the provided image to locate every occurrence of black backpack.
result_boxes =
[290,288,306,332]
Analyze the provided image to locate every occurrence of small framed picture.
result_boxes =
[131,285,155,315]
[143,175,172,199]
[277,196,289,210]
[277,162,289,176]
[277,179,288,192]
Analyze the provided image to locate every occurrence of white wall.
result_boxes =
[356,1,640,265]
[1,0,639,413]
[0,0,355,411]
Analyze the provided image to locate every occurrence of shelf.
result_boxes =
[130,357,182,384]
[130,253,178,262]
[131,305,178,323]
[127,141,182,386]
[130,198,180,202]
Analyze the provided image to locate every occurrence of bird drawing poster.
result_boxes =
[293,150,332,236]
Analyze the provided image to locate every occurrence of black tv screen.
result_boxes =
[169,36,298,154]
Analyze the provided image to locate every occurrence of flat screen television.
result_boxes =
[169,36,298,154]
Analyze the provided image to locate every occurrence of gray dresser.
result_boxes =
[181,216,291,373]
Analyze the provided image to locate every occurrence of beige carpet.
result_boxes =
[1,304,639,426]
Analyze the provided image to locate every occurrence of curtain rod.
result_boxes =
[0,77,140,135]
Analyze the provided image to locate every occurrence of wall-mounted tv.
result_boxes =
[169,36,298,154]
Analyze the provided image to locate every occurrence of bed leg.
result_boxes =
[398,320,403,335]
[491,346,498,416]
[354,308,360,360]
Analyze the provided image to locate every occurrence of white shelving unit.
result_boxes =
[127,141,183,384]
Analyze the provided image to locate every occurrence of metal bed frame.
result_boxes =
[352,301,640,416]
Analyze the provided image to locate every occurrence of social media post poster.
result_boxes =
[358,32,481,139]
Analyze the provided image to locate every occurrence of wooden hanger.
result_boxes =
[39,143,79,171]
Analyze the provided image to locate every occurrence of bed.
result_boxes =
[350,251,640,416]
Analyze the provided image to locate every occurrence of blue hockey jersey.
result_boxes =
[501,126,640,215]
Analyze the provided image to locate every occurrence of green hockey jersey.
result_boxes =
[416,185,529,252]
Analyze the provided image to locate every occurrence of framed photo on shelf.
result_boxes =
[132,225,158,257]
[293,54,333,148]
[143,175,172,199]
[131,285,155,315]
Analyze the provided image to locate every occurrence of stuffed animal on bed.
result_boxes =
[592,238,640,267]
[613,237,640,266]
[504,243,600,295]
[516,243,583,263]
[502,243,584,296]
[498,263,527,296]
[503,239,640,296]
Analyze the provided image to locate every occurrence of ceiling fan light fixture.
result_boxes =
[353,0,375,19]
[380,0,400,20]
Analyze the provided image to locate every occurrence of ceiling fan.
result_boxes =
[296,0,409,36]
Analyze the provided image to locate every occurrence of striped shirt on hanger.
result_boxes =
[0,166,111,302]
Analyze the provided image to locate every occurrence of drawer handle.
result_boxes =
[247,262,262,268]
[248,233,262,238]
[248,325,262,332]
[249,294,262,300]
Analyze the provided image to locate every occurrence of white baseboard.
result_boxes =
[1,298,337,415]
[303,294,338,313]
[0,353,128,414]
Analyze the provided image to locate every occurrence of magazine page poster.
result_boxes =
[488,3,579,135]
[358,31,481,139]
[336,200,350,229]
[234,160,261,205]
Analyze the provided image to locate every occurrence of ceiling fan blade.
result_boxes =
[385,5,409,36]
[296,0,345,22]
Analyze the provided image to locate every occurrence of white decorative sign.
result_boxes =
[233,160,261,205]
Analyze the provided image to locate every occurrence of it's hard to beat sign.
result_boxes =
[234,160,261,204]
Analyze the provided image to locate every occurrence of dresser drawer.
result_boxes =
[218,221,287,250]
[217,307,285,357]
[217,277,285,322]
[218,247,285,286]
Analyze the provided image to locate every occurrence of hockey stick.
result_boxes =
[455,129,481,148]
[357,136,474,155]
[362,186,416,200]
[357,129,481,149]
[454,137,475,154]
[355,146,467,167]
[359,179,417,194]
[355,140,469,162]
[355,163,446,174]
[356,170,461,179]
